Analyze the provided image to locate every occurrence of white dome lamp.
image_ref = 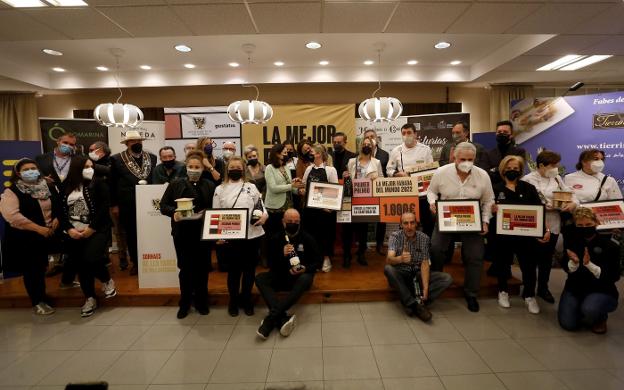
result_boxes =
[93,48,144,128]
[227,44,273,125]
[358,43,403,123]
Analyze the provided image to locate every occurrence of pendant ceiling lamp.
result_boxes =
[227,44,273,125]
[358,43,403,123]
[93,48,144,128]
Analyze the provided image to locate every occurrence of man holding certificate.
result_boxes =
[427,142,495,312]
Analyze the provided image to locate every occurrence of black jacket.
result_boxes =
[374,147,390,177]
[109,151,157,207]
[160,178,215,235]
[35,152,72,192]
[93,155,112,179]
[268,228,321,280]
[60,178,112,234]
[330,149,357,176]
[483,143,526,185]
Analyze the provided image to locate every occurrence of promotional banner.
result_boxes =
[108,121,166,156]
[513,91,624,191]
[355,118,407,152]
[136,184,178,288]
[242,104,356,163]
[39,119,108,155]
[180,113,240,138]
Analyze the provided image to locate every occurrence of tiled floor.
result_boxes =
[0,269,622,390]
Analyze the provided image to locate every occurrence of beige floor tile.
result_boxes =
[151,349,221,384]
[267,347,323,382]
[372,344,436,378]
[178,324,234,350]
[365,320,417,345]
[210,348,272,383]
[553,369,624,390]
[407,317,464,343]
[129,324,191,350]
[83,325,151,351]
[321,303,363,322]
[274,322,322,349]
[38,350,123,385]
[99,350,174,385]
[322,321,370,347]
[382,376,445,390]
[323,346,380,380]
[496,371,569,390]
[440,374,506,390]
[421,341,491,375]
[469,339,545,372]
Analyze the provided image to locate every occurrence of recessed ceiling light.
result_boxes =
[559,55,613,71]
[1,0,46,7]
[96,66,109,71]
[407,60,418,65]
[435,41,451,49]
[42,49,63,56]
[450,60,462,65]
[52,67,66,72]
[274,61,285,67]
[319,60,329,66]
[184,63,196,69]
[537,55,585,71]
[363,60,374,66]
[46,0,88,6]
[140,65,152,70]
[175,44,192,53]
[306,41,322,50]
[228,62,240,68]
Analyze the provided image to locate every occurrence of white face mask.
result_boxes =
[402,135,415,146]
[89,151,100,161]
[187,168,202,181]
[590,160,605,174]
[457,161,473,173]
[222,150,234,159]
[544,167,559,179]
[82,168,94,180]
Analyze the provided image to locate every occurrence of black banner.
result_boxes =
[39,119,108,155]
[407,113,470,161]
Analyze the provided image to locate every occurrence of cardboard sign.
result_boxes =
[351,197,380,223]
[352,178,373,198]
[379,197,420,223]
[372,177,419,197]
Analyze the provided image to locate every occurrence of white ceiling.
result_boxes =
[0,0,623,91]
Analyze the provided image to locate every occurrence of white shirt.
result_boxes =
[426,163,495,222]
[213,180,268,239]
[387,143,433,177]
[302,163,339,184]
[521,171,579,234]
[564,170,622,203]
[347,157,383,179]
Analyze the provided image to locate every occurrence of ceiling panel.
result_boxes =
[172,4,255,34]
[572,3,624,35]
[506,3,613,34]
[587,36,624,56]
[385,2,470,33]
[525,35,610,56]
[323,2,395,33]
[250,2,321,33]
[98,6,193,37]
[447,3,542,34]
[0,10,69,41]
[23,8,129,39]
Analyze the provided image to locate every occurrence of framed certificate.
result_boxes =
[583,200,624,231]
[410,168,437,196]
[496,204,545,237]
[306,182,344,211]
[202,208,249,240]
[436,199,483,232]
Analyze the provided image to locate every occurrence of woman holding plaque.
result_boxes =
[301,144,339,272]
[213,156,268,316]
[490,155,546,313]
[521,150,579,304]
[160,150,215,319]
[342,138,383,268]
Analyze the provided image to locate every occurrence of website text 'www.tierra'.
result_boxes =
[576,142,624,150]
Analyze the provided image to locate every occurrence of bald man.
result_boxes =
[221,141,236,163]
[255,208,321,339]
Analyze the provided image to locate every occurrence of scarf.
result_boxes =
[16,179,51,200]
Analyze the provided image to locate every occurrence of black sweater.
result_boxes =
[160,178,215,235]
[268,228,321,280]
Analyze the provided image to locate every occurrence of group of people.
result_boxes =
[0,119,620,336]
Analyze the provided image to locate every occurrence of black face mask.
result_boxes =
[287,151,295,160]
[305,153,315,162]
[162,160,176,169]
[130,143,143,154]
[496,134,510,146]
[503,170,521,181]
[228,169,243,181]
[333,144,344,153]
[247,158,259,167]
[362,146,372,155]
[285,223,300,236]
[203,145,213,155]
[578,226,597,239]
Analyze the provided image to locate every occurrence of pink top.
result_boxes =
[0,188,53,229]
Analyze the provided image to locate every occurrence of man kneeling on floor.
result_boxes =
[385,212,453,322]
[256,208,321,339]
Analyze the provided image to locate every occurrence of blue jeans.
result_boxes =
[558,290,618,331]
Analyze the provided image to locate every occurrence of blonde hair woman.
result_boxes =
[243,144,266,195]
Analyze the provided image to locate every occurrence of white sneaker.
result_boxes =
[33,302,55,316]
[321,257,332,273]
[102,279,117,299]
[497,291,511,308]
[81,297,97,317]
[279,315,297,337]
[524,297,540,314]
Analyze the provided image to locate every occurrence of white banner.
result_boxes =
[181,113,241,138]
[108,121,166,156]
[136,184,178,289]
[355,117,407,152]
[165,137,242,160]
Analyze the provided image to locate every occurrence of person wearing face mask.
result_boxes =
[342,138,383,267]
[244,145,266,196]
[60,156,117,317]
[427,142,495,312]
[109,130,157,275]
[329,132,356,178]
[283,140,298,179]
[363,129,390,254]
[221,142,237,163]
[88,141,112,177]
[488,156,546,313]
[0,159,61,315]
[255,208,321,339]
[196,137,224,186]
[386,123,433,177]
[559,207,620,334]
[160,151,216,319]
[153,146,187,184]
[183,142,196,156]
[36,132,78,191]
[439,122,485,167]
[483,120,526,185]
[213,156,268,316]
[295,139,314,180]
[564,150,622,204]
[521,150,579,304]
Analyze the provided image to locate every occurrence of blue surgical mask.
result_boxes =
[59,143,74,155]
[21,169,40,183]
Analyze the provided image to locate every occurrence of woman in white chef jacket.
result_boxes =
[564,150,622,203]
[213,156,268,317]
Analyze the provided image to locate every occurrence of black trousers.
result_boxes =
[302,208,335,257]
[23,253,49,306]
[223,237,261,305]
[343,223,368,258]
[375,222,386,248]
[491,235,537,297]
[255,271,314,320]
[535,233,558,293]
[119,202,138,266]
[173,222,212,309]
[67,231,111,299]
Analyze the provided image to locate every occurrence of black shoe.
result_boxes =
[244,304,255,316]
[410,302,432,322]
[257,317,275,340]
[343,255,351,269]
[196,306,210,315]
[537,289,555,304]
[177,307,189,319]
[356,254,368,266]
[228,302,239,317]
[465,296,480,312]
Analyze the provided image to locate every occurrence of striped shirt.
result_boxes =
[388,230,431,273]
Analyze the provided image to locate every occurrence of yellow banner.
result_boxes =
[242,104,356,162]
